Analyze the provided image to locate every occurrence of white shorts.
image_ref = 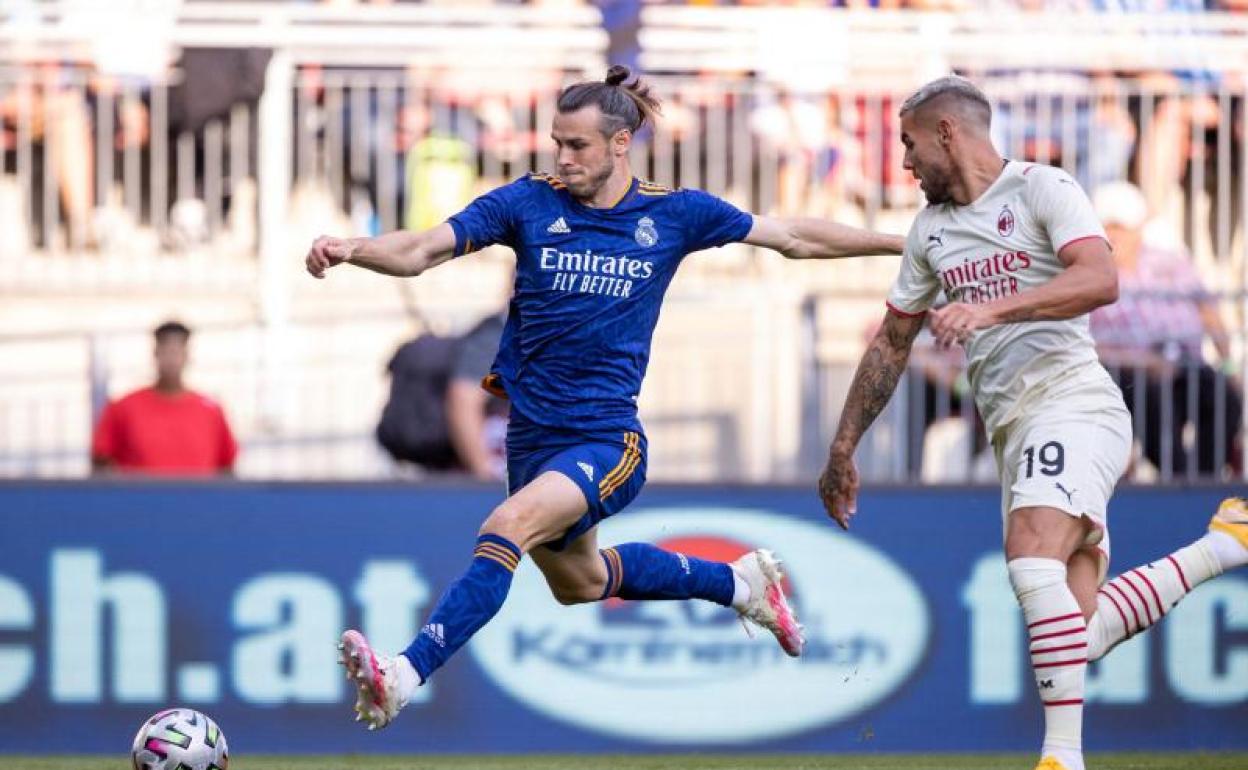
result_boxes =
[993,386,1132,579]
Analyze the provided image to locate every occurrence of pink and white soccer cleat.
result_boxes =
[730,549,805,657]
[337,629,405,730]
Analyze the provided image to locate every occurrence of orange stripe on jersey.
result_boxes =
[600,434,642,500]
[529,172,566,189]
[604,179,635,209]
[600,449,641,500]
[480,373,508,399]
[598,432,639,496]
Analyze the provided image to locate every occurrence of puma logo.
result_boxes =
[927,229,944,247]
[1055,482,1076,506]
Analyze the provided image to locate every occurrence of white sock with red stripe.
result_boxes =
[1088,537,1224,661]
[1008,557,1087,770]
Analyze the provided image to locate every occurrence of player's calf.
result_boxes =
[1008,557,1088,770]
[594,542,804,656]
[547,576,608,605]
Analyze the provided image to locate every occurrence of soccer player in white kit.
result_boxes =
[819,76,1248,770]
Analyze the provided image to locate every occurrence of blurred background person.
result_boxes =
[0,60,95,250]
[445,311,509,481]
[1090,181,1242,478]
[377,310,507,480]
[91,321,238,476]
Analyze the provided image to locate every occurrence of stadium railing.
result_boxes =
[1,4,1246,483]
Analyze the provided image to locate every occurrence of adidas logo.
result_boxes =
[577,461,594,481]
[547,217,570,234]
[422,623,446,648]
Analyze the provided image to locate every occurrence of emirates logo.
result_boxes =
[998,205,1015,237]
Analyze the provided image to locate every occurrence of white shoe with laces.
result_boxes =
[337,629,405,730]
[730,549,805,657]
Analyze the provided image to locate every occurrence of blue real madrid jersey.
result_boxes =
[447,173,753,433]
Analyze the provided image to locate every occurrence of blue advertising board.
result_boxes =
[0,481,1244,754]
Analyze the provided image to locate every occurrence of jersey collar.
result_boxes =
[567,177,638,214]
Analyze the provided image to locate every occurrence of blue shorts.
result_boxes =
[506,410,648,551]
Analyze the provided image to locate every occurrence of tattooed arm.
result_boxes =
[818,309,926,529]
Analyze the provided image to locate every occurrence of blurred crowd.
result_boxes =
[239,0,1248,10]
[3,0,1245,481]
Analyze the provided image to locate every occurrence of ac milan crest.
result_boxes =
[997,205,1015,237]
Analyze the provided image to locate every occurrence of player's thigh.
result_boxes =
[1000,408,1130,560]
[531,431,647,552]
[529,527,609,605]
[481,470,589,553]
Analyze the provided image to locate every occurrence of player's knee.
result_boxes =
[480,498,537,548]
[1005,507,1086,560]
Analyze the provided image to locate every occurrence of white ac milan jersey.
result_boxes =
[887,161,1112,436]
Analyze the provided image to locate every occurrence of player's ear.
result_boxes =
[937,117,954,148]
[612,127,631,157]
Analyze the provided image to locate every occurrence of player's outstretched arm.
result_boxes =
[929,236,1118,347]
[819,309,925,529]
[742,215,905,260]
[305,222,457,279]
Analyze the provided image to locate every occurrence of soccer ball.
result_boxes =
[131,708,229,770]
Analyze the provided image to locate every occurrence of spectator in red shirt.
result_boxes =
[91,321,238,475]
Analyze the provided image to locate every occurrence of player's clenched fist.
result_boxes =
[306,235,357,279]
[818,447,859,530]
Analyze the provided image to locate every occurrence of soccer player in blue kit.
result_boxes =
[306,65,904,730]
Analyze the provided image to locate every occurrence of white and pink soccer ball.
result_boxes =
[131,707,229,770]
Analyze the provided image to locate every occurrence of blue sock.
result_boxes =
[402,534,521,682]
[600,542,734,606]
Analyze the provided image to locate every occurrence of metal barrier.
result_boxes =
[806,289,1248,485]
[2,4,1247,482]
[0,284,796,482]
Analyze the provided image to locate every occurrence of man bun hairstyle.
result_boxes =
[557,64,662,138]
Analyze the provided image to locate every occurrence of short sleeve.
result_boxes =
[886,223,941,316]
[1028,167,1107,254]
[680,189,753,252]
[91,402,120,462]
[447,178,529,256]
[452,315,505,382]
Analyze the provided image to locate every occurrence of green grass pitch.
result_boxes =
[8,755,1247,769]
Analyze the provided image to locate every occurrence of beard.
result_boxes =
[564,157,616,201]
[920,175,952,205]
[917,162,954,205]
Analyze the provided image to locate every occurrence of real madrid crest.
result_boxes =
[635,217,658,248]
[997,204,1015,237]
